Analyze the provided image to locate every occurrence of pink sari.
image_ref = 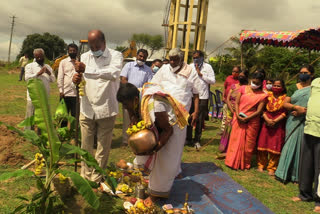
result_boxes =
[225,86,267,170]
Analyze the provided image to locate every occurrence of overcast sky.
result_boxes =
[0,0,319,61]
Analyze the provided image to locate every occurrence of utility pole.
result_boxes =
[8,15,16,63]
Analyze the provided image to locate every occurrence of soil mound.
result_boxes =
[0,116,28,166]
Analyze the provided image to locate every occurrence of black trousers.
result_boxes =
[186,99,208,143]
[19,67,25,81]
[60,96,76,127]
[298,134,320,206]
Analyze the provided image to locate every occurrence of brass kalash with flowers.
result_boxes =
[99,120,160,213]
[126,120,158,156]
[100,83,194,213]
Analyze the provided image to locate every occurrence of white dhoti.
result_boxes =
[134,125,186,198]
[133,82,194,198]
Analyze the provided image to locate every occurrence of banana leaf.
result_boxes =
[60,143,115,192]
[27,79,61,164]
[17,116,34,128]
[54,98,68,120]
[0,169,34,181]
[0,122,48,155]
[57,169,100,209]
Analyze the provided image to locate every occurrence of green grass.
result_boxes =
[0,68,315,214]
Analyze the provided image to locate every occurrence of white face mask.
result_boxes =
[92,49,104,57]
[136,60,145,66]
[251,81,261,90]
[266,84,273,90]
[153,66,160,73]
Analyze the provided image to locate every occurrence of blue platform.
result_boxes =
[161,162,274,214]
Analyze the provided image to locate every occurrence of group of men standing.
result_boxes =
[24,29,215,199]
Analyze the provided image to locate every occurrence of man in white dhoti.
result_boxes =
[117,48,202,201]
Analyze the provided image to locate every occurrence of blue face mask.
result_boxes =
[299,73,311,82]
[92,49,104,57]
[153,66,160,73]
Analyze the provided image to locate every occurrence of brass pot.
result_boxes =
[128,129,157,155]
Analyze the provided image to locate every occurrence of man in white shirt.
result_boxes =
[57,43,78,126]
[187,50,215,148]
[72,30,123,183]
[25,48,56,130]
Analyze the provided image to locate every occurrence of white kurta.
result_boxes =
[150,63,202,111]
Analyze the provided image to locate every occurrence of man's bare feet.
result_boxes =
[314,206,320,213]
[292,196,302,202]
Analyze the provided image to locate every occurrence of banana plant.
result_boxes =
[0,79,114,213]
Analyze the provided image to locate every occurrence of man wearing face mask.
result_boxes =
[151,59,163,74]
[72,30,123,183]
[187,50,215,148]
[57,44,79,126]
[145,48,201,176]
[120,49,153,145]
[24,48,56,130]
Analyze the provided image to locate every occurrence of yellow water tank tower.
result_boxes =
[163,0,209,62]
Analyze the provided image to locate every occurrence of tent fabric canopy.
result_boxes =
[240,26,320,51]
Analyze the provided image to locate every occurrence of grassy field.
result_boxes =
[0,67,314,214]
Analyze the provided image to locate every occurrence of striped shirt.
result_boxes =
[120,61,153,88]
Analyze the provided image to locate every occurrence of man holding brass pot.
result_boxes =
[117,48,201,202]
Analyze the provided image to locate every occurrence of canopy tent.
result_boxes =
[239,26,320,51]
[238,26,320,69]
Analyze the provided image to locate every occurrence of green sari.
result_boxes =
[275,86,311,183]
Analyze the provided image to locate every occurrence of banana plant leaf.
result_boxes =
[57,169,100,209]
[60,143,115,192]
[0,122,48,155]
[27,79,61,164]
[54,98,68,120]
[17,116,34,128]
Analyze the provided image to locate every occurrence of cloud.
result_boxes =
[0,0,319,60]
[0,40,20,61]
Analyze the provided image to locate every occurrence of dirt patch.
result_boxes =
[7,68,20,74]
[0,115,29,166]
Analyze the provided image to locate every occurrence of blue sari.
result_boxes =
[275,86,311,182]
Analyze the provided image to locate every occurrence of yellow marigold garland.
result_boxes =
[126,120,146,135]
[266,92,286,112]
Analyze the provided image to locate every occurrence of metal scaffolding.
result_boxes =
[163,0,209,62]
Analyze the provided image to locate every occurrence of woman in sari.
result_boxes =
[225,72,267,170]
[275,65,314,183]
[219,70,249,155]
[257,79,287,176]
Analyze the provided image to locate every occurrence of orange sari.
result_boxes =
[225,85,267,170]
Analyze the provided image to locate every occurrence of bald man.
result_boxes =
[73,30,123,183]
